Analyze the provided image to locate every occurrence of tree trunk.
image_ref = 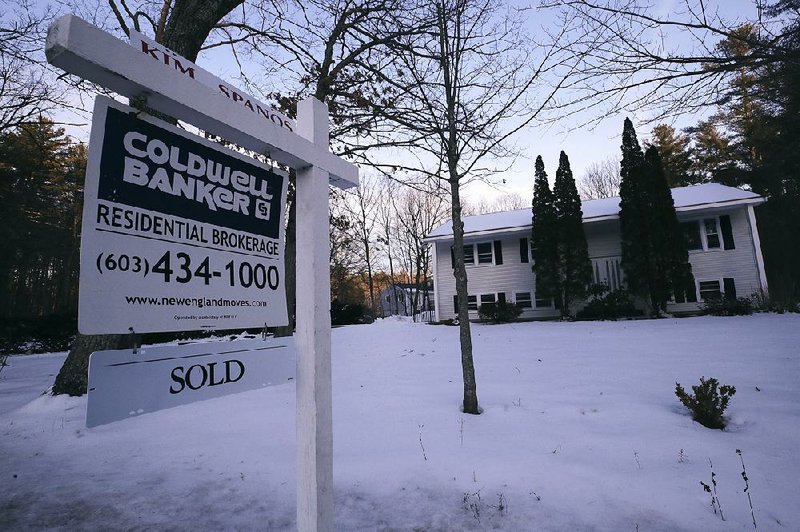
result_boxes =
[450,180,479,415]
[52,333,132,396]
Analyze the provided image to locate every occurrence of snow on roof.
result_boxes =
[426,183,762,240]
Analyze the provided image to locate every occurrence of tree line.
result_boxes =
[0,118,85,320]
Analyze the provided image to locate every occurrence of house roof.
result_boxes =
[425,183,763,242]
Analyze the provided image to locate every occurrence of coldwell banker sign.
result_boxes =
[79,97,288,334]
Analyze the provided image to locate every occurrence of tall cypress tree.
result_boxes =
[553,151,592,317]
[643,147,694,313]
[619,118,692,315]
[531,155,559,304]
[618,118,650,306]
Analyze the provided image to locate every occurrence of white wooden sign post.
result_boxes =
[46,15,354,531]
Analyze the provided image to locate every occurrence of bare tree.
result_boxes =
[202,0,429,336]
[392,180,450,320]
[374,176,402,315]
[329,189,365,302]
[577,157,620,199]
[375,0,583,414]
[0,1,73,134]
[463,191,529,215]
[342,175,382,309]
[540,0,800,123]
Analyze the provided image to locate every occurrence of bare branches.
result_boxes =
[539,0,800,123]
[577,157,621,199]
[0,0,79,134]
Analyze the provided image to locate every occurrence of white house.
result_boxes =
[425,183,769,321]
[378,282,434,318]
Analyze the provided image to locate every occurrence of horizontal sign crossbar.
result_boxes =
[45,15,357,188]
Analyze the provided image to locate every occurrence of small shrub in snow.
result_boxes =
[330,300,373,325]
[703,296,754,316]
[750,290,799,314]
[478,301,522,323]
[675,377,736,429]
[575,284,639,320]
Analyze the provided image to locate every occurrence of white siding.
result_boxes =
[669,207,765,312]
[435,232,559,320]
[431,205,766,320]
[584,220,622,258]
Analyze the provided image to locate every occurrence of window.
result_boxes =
[477,242,493,264]
[704,218,721,249]
[516,292,532,308]
[535,296,554,308]
[454,294,480,312]
[719,215,735,250]
[493,240,503,265]
[681,216,734,251]
[699,280,721,301]
[520,238,530,263]
[480,294,496,310]
[681,222,702,251]
[385,295,390,302]
[458,240,503,266]
[463,244,475,265]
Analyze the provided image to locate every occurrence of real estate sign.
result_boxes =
[79,97,288,334]
[86,337,294,427]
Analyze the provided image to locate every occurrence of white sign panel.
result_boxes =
[86,338,295,428]
[79,97,288,334]
[128,30,295,135]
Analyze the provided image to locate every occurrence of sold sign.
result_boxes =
[86,337,294,427]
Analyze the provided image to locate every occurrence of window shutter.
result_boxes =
[494,240,503,265]
[450,246,455,268]
[674,289,685,304]
[498,292,506,303]
[519,238,529,263]
[685,275,698,303]
[720,215,735,250]
[453,295,458,312]
[723,278,737,300]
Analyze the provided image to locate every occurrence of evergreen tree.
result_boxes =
[530,155,559,304]
[553,151,592,317]
[642,147,693,312]
[647,124,692,187]
[619,118,692,315]
[688,119,736,184]
[0,118,85,319]
[618,118,649,307]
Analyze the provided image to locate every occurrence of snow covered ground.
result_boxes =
[2,314,799,531]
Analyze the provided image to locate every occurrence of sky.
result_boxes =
[29,0,764,204]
